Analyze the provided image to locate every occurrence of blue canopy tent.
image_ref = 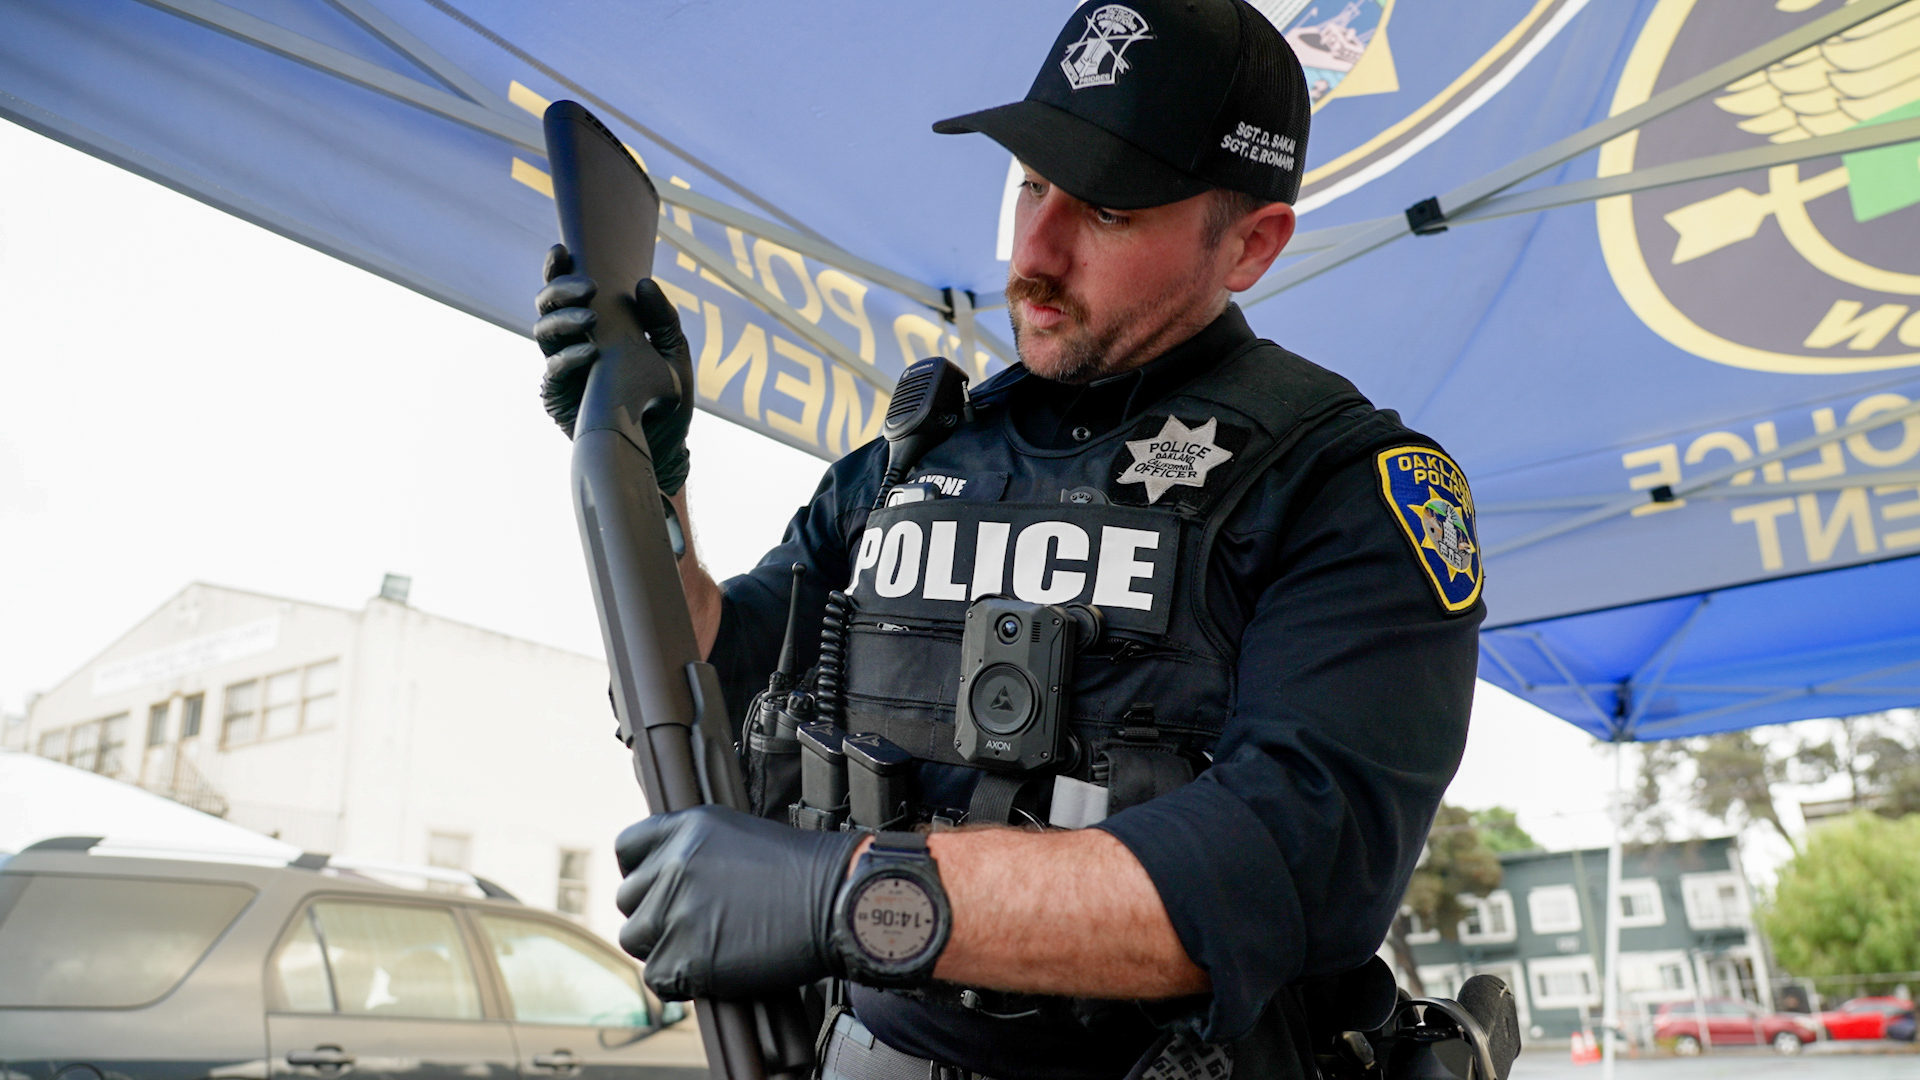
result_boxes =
[5,0,1920,1058]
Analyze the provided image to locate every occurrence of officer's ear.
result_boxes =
[1224,201,1295,292]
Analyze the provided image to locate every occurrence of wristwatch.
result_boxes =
[830,831,951,987]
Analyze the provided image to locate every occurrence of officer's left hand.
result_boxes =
[615,805,860,1001]
[533,243,695,496]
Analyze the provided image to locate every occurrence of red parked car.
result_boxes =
[1653,998,1817,1055]
[1815,996,1915,1040]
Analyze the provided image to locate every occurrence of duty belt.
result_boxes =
[818,1011,991,1080]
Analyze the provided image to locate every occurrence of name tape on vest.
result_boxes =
[849,502,1178,635]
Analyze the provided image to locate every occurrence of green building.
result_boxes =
[1405,837,1769,1041]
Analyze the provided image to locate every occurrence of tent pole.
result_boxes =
[1601,741,1627,1079]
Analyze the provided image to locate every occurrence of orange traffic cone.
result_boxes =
[1571,1030,1602,1065]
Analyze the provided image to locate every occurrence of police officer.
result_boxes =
[534,2,1483,1078]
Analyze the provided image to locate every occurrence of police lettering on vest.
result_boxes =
[847,502,1178,635]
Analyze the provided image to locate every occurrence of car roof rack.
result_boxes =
[21,836,103,852]
[291,851,520,902]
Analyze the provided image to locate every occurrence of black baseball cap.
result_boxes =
[934,0,1310,209]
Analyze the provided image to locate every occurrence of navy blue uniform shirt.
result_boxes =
[709,306,1481,1077]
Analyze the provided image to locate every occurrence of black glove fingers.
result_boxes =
[543,243,573,283]
[536,274,597,316]
[640,947,696,1001]
[543,341,599,383]
[615,814,679,877]
[618,901,665,961]
[534,306,598,355]
[633,280,690,357]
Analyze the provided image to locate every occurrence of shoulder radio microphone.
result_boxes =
[873,357,972,507]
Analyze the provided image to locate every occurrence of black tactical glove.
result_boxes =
[615,805,859,1000]
[534,243,694,496]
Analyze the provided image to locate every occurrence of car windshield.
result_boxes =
[0,872,254,1007]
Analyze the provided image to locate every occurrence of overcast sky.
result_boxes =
[0,118,1681,854]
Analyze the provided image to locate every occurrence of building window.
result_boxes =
[225,661,339,746]
[1681,872,1749,930]
[67,721,99,770]
[38,727,67,762]
[263,670,301,739]
[1460,891,1516,943]
[1659,962,1687,990]
[1404,908,1440,945]
[1616,878,1666,928]
[147,702,171,748]
[1528,885,1583,934]
[181,693,204,739]
[223,680,259,745]
[1528,956,1600,1009]
[96,714,129,776]
[303,660,338,730]
[557,849,590,916]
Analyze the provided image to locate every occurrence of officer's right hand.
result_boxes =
[533,243,694,495]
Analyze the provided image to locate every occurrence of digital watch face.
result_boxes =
[850,873,938,962]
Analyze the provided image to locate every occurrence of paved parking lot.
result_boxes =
[1511,1043,1919,1080]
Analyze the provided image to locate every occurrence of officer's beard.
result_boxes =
[1005,273,1130,385]
[1006,270,1214,385]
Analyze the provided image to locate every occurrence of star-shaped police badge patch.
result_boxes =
[1117,416,1234,504]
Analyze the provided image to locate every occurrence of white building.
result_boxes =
[16,580,648,944]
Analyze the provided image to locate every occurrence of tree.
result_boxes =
[1688,731,1797,851]
[1470,806,1538,853]
[1635,712,1920,849]
[1761,813,1920,986]
[1796,713,1920,817]
[1386,804,1504,997]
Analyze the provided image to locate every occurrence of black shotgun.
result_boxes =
[543,99,813,1080]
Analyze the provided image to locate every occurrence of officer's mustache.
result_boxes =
[1005,274,1089,328]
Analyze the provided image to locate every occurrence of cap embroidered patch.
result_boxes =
[1061,5,1154,90]
[1117,415,1233,504]
[1377,446,1482,613]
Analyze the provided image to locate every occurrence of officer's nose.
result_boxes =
[1009,186,1078,285]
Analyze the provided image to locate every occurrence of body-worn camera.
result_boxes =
[954,597,1100,772]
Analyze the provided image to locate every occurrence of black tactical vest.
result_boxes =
[837,337,1369,818]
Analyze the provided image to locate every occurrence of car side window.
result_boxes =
[269,900,482,1020]
[272,908,335,1012]
[476,913,651,1028]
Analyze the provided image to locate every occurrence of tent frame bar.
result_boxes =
[1286,115,1920,254]
[1620,597,1711,736]
[1486,397,1920,554]
[132,0,545,151]
[133,0,970,326]
[1244,0,1913,305]
[657,218,892,393]
[1485,468,1920,514]
[1486,629,1620,733]
[322,0,513,114]
[1630,657,1920,737]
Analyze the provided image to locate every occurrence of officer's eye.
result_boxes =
[1022,179,1048,199]
[1093,206,1129,227]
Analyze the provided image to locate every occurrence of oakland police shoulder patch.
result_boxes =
[1376,445,1482,614]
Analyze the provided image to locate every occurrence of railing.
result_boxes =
[139,745,229,818]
